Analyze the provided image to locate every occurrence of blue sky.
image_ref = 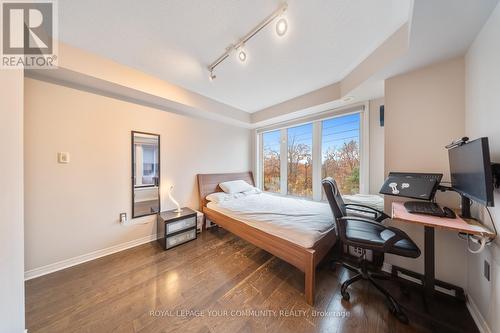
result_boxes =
[321,113,360,157]
[287,123,312,147]
[263,113,360,157]
[263,130,281,154]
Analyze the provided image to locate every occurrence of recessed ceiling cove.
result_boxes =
[59,0,411,112]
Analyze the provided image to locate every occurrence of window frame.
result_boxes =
[260,129,282,194]
[256,103,370,200]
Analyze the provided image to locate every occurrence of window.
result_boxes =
[287,123,313,198]
[258,106,367,201]
[262,130,281,193]
[322,113,361,195]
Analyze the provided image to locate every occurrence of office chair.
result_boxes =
[322,177,421,324]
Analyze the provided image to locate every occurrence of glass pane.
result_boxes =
[322,113,361,196]
[133,132,160,217]
[287,123,313,198]
[139,145,158,183]
[262,130,281,193]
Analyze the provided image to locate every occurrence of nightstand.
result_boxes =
[157,207,197,250]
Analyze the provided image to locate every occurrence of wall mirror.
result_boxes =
[132,131,160,218]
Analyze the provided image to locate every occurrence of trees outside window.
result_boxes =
[287,124,313,198]
[322,113,360,196]
[262,130,280,193]
[260,111,362,199]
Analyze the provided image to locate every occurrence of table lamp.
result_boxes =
[168,185,182,213]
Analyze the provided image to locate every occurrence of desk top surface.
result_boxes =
[391,202,494,237]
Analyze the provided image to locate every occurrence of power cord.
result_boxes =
[467,235,487,253]
[456,203,497,253]
[485,206,497,244]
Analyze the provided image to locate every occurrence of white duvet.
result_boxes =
[207,192,335,248]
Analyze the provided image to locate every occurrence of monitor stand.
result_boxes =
[437,185,473,219]
[460,195,472,219]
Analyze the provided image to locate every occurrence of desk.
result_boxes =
[391,202,494,297]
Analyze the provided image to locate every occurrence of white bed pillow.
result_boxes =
[242,187,262,196]
[219,180,253,194]
[206,187,261,203]
[206,192,233,203]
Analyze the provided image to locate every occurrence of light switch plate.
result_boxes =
[58,152,70,164]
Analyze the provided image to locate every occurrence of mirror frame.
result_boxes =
[131,131,161,218]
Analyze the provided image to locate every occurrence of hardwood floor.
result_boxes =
[26,229,462,333]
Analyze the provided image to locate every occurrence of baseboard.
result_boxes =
[24,233,158,280]
[466,295,492,333]
[384,261,492,332]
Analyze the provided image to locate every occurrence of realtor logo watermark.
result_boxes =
[1,0,57,69]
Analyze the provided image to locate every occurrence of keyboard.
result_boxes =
[403,201,445,217]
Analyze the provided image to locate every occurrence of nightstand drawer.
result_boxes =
[166,216,196,235]
[157,207,197,250]
[166,229,196,249]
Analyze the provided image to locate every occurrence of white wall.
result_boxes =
[384,57,468,288]
[0,70,25,332]
[369,98,385,194]
[24,78,252,271]
[465,2,500,331]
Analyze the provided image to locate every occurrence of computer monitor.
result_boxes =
[448,137,494,211]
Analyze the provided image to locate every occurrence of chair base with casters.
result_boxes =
[333,251,409,324]
[322,177,421,325]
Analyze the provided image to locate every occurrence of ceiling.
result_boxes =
[58,0,411,112]
[381,0,500,78]
[352,0,499,104]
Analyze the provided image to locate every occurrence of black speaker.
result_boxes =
[379,105,384,127]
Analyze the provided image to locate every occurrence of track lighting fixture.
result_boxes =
[276,17,288,36]
[207,3,288,80]
[209,71,216,81]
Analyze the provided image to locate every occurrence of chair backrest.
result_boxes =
[322,177,348,238]
[322,177,347,217]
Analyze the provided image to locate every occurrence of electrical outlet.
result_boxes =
[484,260,490,281]
[120,213,127,224]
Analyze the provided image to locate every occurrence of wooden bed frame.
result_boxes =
[197,171,337,305]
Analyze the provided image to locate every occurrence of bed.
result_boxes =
[197,171,337,305]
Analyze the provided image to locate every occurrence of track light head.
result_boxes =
[238,49,247,62]
[276,17,288,36]
[209,71,216,81]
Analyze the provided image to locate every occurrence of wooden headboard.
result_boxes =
[197,172,255,210]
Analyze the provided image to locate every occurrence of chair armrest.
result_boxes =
[339,216,387,229]
[345,205,378,219]
[345,203,389,222]
[345,203,385,215]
